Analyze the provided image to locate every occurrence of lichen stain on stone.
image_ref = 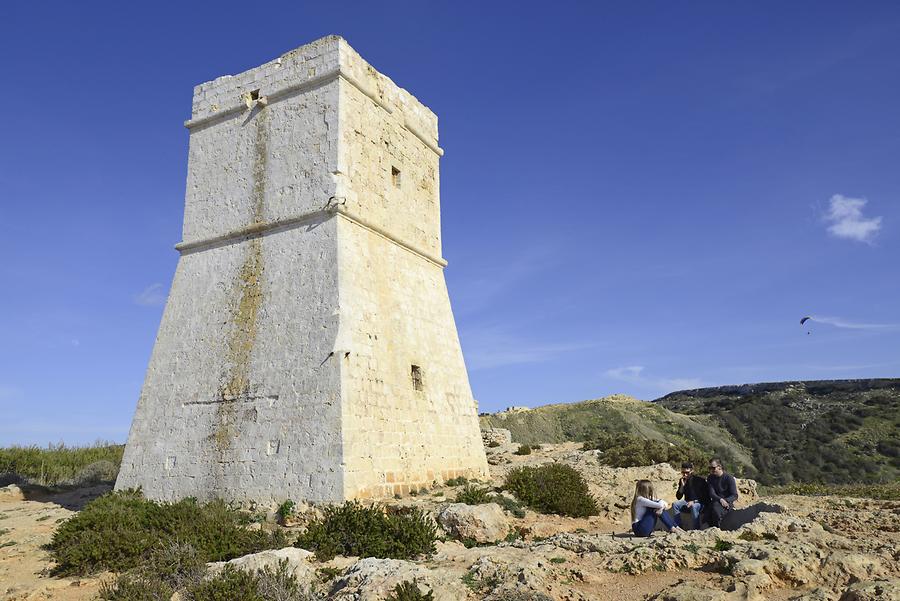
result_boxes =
[211,105,269,454]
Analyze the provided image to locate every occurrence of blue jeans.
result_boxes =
[672,499,703,529]
[632,508,676,537]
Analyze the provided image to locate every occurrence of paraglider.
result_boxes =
[801,316,811,334]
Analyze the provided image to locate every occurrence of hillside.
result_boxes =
[656,378,900,486]
[479,395,756,476]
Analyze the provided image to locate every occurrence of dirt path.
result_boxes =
[0,485,107,601]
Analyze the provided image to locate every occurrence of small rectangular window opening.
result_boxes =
[250,89,260,101]
[391,166,401,188]
[411,365,424,391]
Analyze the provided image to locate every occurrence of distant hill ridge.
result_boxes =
[479,394,756,477]
[656,378,899,485]
[654,378,900,401]
[480,378,899,486]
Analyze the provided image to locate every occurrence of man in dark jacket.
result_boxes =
[672,461,709,530]
[706,458,739,527]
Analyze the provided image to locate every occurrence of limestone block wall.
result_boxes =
[117,220,344,503]
[337,219,490,498]
[336,45,442,258]
[334,42,489,497]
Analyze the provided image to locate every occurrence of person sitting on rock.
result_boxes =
[631,479,682,537]
[705,458,738,528]
[672,461,709,530]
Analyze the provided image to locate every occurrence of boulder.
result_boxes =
[438,503,508,544]
[330,557,469,601]
[206,546,317,587]
[482,428,513,446]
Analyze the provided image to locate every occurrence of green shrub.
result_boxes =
[184,560,315,601]
[493,495,527,518]
[713,539,733,551]
[144,541,205,591]
[190,565,264,601]
[48,489,287,576]
[316,566,343,582]
[502,464,598,517]
[444,476,469,486]
[254,559,316,601]
[582,433,709,469]
[276,500,295,522]
[99,572,173,601]
[295,501,437,561]
[455,484,492,505]
[386,580,434,601]
[514,445,532,456]
[0,442,124,487]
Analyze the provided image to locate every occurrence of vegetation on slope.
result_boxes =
[0,442,123,487]
[480,395,755,476]
[656,379,900,485]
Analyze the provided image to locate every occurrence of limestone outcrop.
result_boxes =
[437,502,509,544]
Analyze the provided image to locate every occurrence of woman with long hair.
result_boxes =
[631,479,680,537]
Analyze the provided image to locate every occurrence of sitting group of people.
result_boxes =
[630,458,738,537]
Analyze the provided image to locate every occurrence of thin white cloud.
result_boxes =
[134,283,167,306]
[604,365,705,393]
[809,315,900,331]
[823,194,882,244]
[452,246,560,317]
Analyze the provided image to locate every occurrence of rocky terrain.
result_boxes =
[2,437,898,601]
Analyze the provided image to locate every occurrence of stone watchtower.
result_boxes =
[116,36,489,503]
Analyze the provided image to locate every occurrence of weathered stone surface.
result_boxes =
[438,502,509,543]
[329,557,470,600]
[482,428,513,446]
[116,35,489,504]
[838,579,900,601]
[206,546,317,584]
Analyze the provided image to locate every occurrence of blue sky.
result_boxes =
[1,2,898,446]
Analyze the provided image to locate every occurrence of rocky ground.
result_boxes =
[1,441,898,600]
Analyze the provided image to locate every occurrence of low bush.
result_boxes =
[295,501,437,561]
[49,489,288,576]
[103,559,316,601]
[444,476,469,486]
[276,500,296,523]
[386,580,434,601]
[455,484,492,505]
[189,565,264,601]
[487,441,501,448]
[0,442,124,487]
[99,572,173,601]
[493,495,527,518]
[514,445,532,456]
[713,539,733,551]
[99,543,205,601]
[582,433,709,469]
[502,464,598,517]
